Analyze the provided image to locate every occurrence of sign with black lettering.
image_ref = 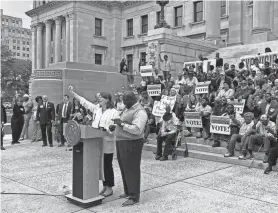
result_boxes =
[210,116,231,135]
[228,99,246,114]
[195,81,211,94]
[184,112,203,128]
[147,84,161,96]
[152,95,176,117]
[240,52,278,69]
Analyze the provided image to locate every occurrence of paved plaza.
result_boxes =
[1,137,278,213]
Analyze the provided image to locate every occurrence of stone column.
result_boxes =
[69,12,77,62]
[252,0,271,33]
[45,20,52,68]
[36,23,43,69]
[65,14,70,61]
[205,1,221,41]
[54,16,62,63]
[227,1,243,46]
[31,25,37,73]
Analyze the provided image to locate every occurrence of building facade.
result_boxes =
[0,9,32,60]
[26,0,278,72]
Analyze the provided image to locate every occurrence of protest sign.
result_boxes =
[210,116,231,135]
[140,65,153,77]
[228,99,246,114]
[184,112,203,128]
[147,84,161,96]
[184,61,203,72]
[152,95,177,117]
[195,81,211,94]
[240,52,278,69]
[172,85,180,94]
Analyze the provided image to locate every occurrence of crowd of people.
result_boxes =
[1,48,278,207]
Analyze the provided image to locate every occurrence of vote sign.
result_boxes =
[210,116,231,135]
[184,112,203,128]
[147,84,161,96]
[195,81,211,94]
[140,65,153,77]
[228,99,246,114]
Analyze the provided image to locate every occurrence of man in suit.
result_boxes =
[36,95,55,147]
[57,95,72,147]
[1,96,7,150]
[260,93,278,122]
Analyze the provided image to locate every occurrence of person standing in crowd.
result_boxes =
[120,58,127,74]
[259,93,278,123]
[31,96,42,142]
[36,95,55,147]
[196,97,212,140]
[57,95,72,147]
[198,54,208,61]
[216,82,234,100]
[1,96,7,150]
[116,94,125,112]
[20,94,33,140]
[71,98,87,123]
[264,146,278,174]
[112,91,147,206]
[69,86,119,198]
[11,98,25,145]
[159,54,171,81]
[215,52,223,68]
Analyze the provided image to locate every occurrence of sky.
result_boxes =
[0,0,33,28]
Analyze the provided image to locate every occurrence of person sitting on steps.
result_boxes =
[155,105,179,161]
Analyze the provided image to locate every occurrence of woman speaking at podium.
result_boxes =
[68,85,118,197]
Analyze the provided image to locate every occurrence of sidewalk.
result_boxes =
[1,140,278,213]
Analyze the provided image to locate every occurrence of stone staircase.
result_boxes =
[143,133,278,171]
[204,40,278,66]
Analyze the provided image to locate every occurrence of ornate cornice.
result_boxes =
[25,1,68,17]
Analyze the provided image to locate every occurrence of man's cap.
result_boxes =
[260,114,268,120]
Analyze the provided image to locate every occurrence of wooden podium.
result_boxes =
[64,121,105,207]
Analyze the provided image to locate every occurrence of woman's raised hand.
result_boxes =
[68,85,73,93]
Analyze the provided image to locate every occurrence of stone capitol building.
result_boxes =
[26,0,278,105]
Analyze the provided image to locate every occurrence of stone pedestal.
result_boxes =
[142,28,218,78]
[30,62,141,106]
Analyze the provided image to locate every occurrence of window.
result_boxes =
[141,15,148,34]
[175,6,183,26]
[127,54,133,74]
[17,47,20,50]
[9,29,11,32]
[51,57,53,63]
[27,48,29,51]
[157,11,161,24]
[221,0,227,17]
[23,53,25,57]
[13,39,16,43]
[12,20,15,23]
[16,21,18,24]
[23,41,25,45]
[27,42,29,45]
[127,19,133,37]
[43,0,46,4]
[194,1,203,22]
[23,47,25,51]
[17,53,20,56]
[12,30,15,33]
[95,18,102,36]
[22,31,24,34]
[95,54,102,65]
[140,52,146,64]
[6,19,8,23]
[13,46,16,49]
[27,54,29,57]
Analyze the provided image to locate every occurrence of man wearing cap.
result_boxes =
[156,105,179,161]
[247,114,277,163]
[233,80,254,100]
[20,94,34,140]
[224,112,254,158]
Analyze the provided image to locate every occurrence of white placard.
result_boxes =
[140,65,153,77]
[147,84,161,96]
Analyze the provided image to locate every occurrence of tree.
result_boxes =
[1,45,32,101]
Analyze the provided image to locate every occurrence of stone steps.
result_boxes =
[144,134,272,170]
